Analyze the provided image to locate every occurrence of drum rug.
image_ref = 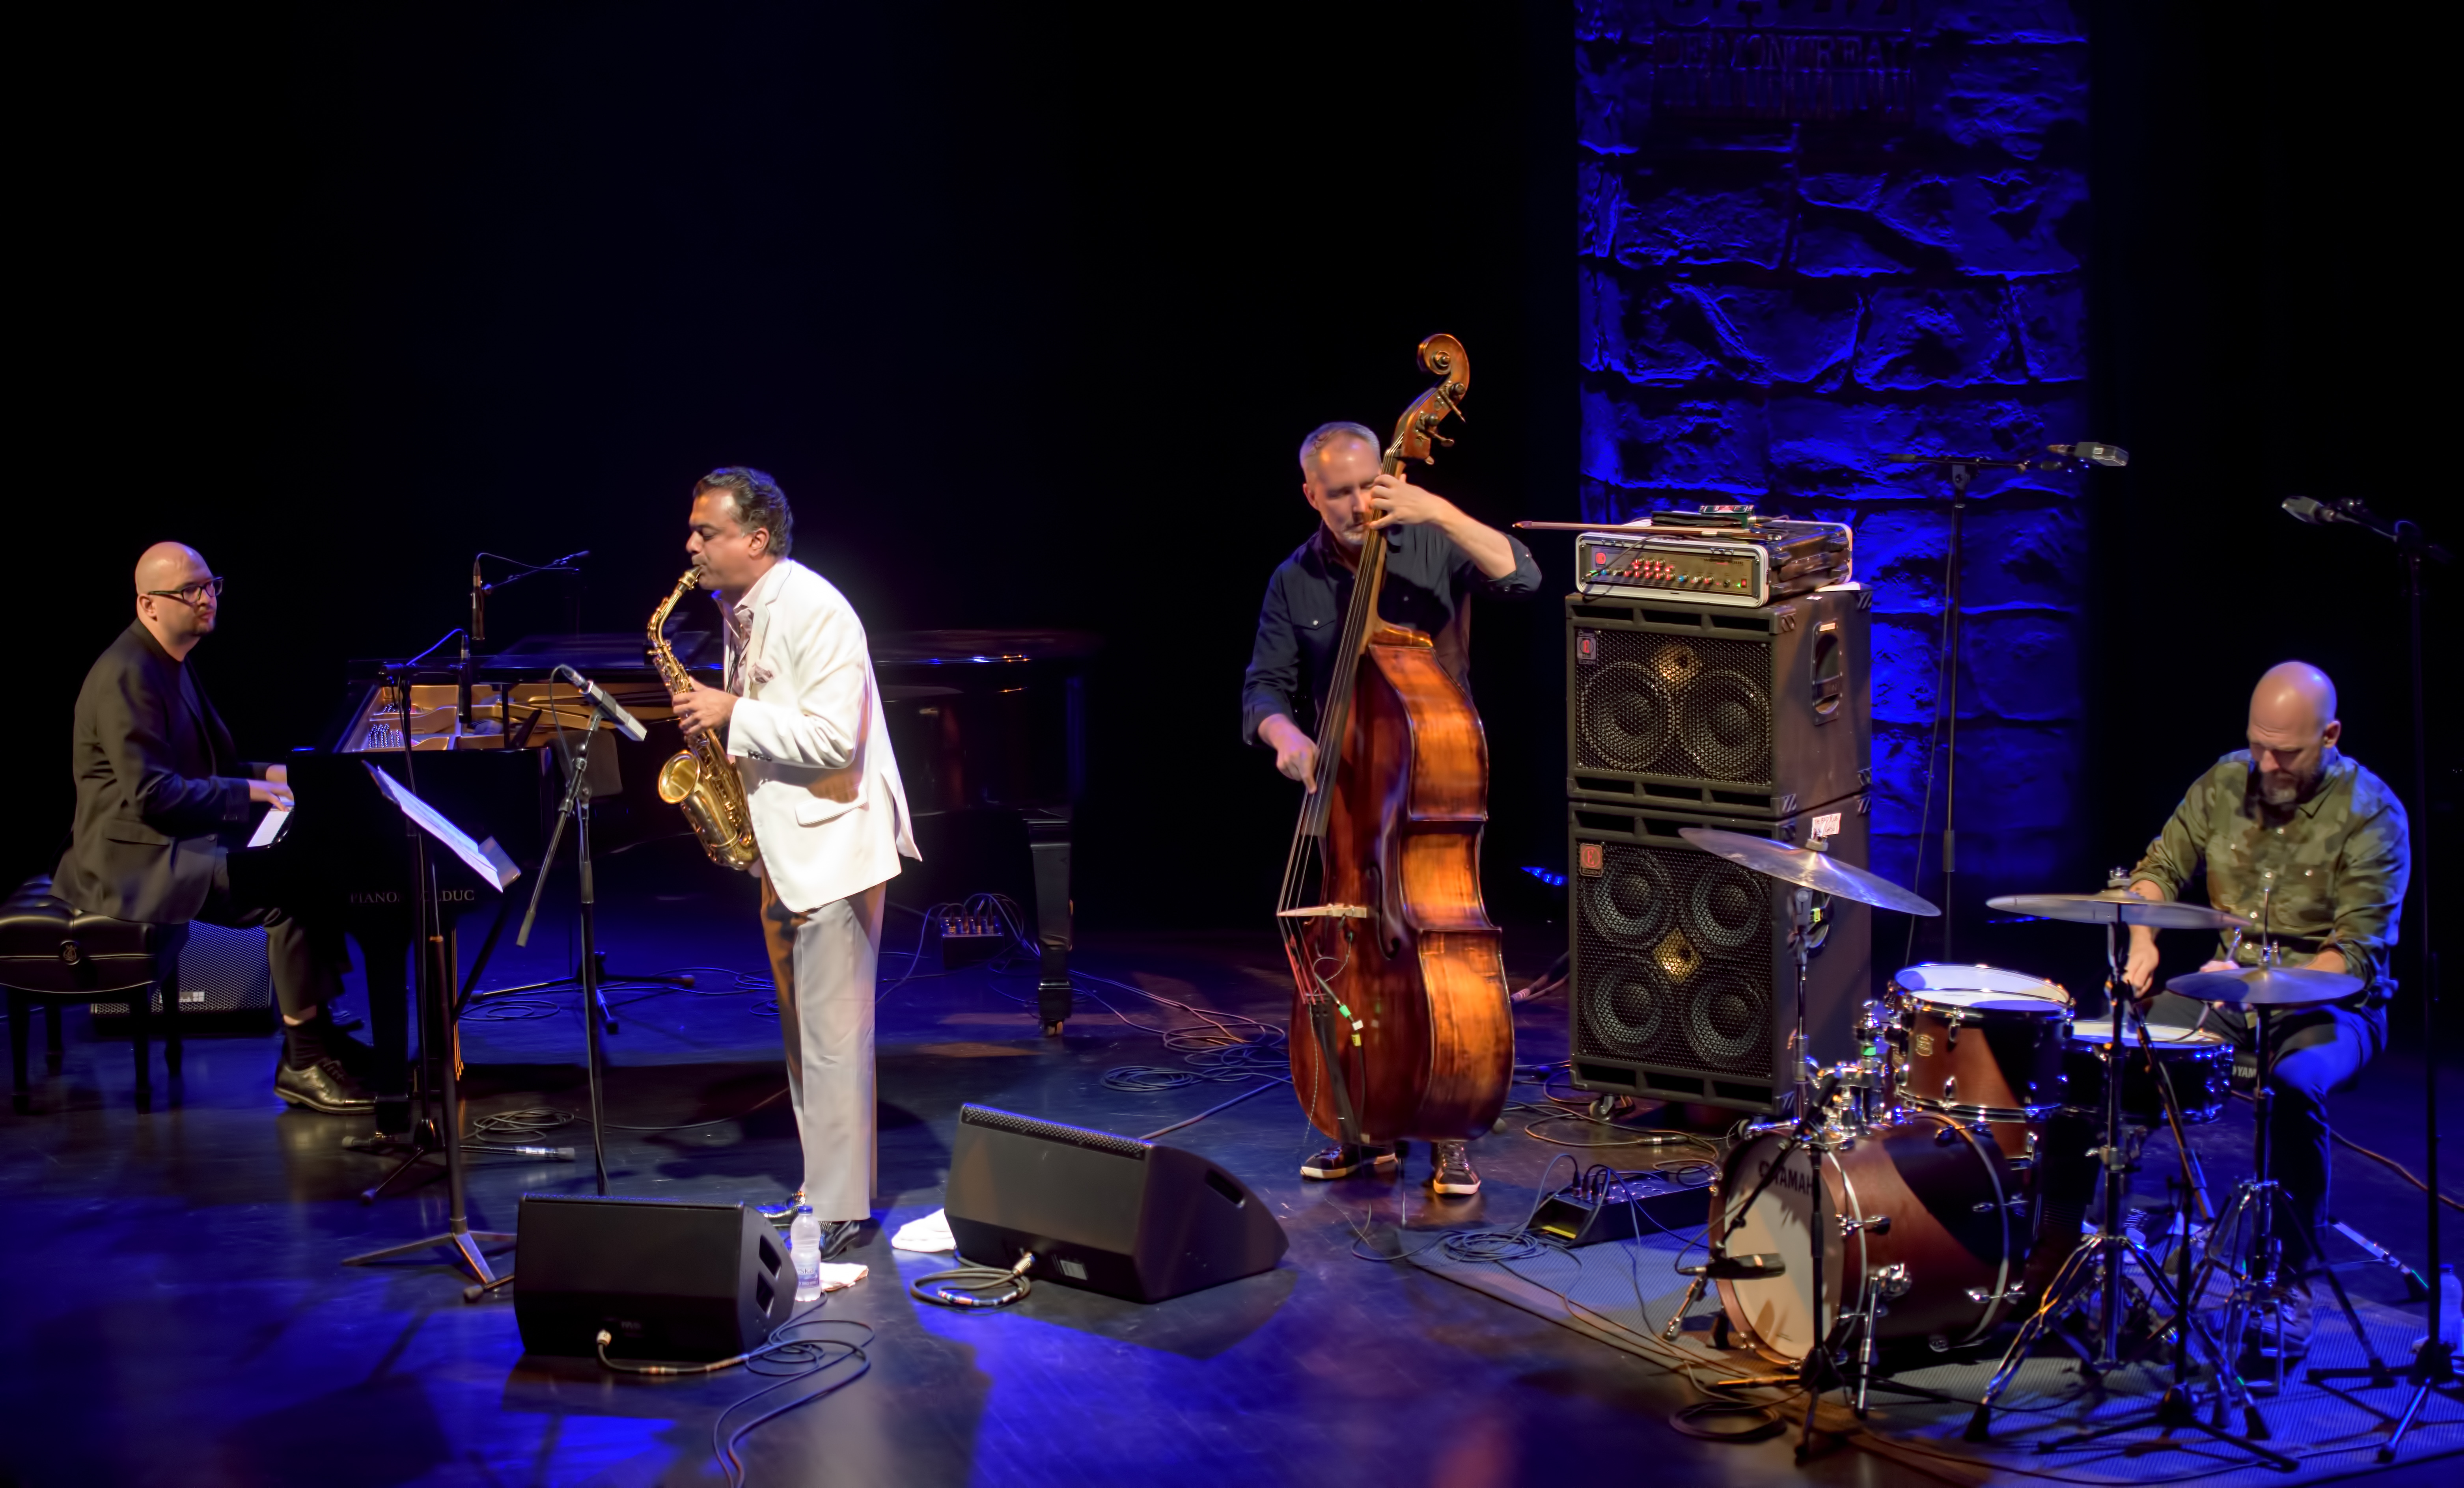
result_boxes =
[1412,1225,2462,1486]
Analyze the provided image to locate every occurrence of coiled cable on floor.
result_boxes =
[909,1250,1036,1310]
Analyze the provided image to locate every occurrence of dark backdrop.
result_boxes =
[2087,3,2451,1009]
[16,3,1577,931]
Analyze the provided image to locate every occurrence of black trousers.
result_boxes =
[196,847,345,1021]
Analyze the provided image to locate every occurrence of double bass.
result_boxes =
[1275,333,1513,1151]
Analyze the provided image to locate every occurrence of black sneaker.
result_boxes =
[1429,1141,1481,1196]
[274,1057,374,1114]
[755,1191,806,1225]
[1300,1143,1398,1181]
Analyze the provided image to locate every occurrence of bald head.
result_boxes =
[132,542,220,659]
[2247,660,2340,806]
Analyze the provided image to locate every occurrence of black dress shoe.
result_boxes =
[275,1057,375,1114]
[321,1028,380,1084]
[819,1219,864,1260]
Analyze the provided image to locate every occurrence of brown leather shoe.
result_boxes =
[275,1056,375,1114]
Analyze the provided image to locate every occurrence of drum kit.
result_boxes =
[1666,829,2367,1465]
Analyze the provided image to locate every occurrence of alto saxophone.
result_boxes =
[649,568,761,870]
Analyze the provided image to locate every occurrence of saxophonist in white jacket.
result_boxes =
[673,466,919,1252]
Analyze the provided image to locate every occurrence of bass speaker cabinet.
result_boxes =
[1567,798,1870,1114]
[514,1194,794,1361]
[946,1104,1288,1303]
[1567,587,1871,819]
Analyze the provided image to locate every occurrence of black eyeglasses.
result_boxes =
[142,577,225,605]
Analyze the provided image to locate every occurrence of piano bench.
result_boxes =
[1,875,187,1114]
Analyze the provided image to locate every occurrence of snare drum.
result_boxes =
[2061,1022,2233,1126]
[1713,1110,2031,1362]
[1888,964,2072,1159]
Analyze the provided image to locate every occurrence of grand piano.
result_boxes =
[282,623,1095,1130]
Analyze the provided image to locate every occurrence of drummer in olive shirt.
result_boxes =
[2119,661,2411,1358]
[1240,420,1540,1198]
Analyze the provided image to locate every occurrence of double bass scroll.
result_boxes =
[1274,333,1513,1150]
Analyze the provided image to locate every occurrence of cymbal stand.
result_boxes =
[2028,1013,2286,1465]
[1966,915,2278,1459]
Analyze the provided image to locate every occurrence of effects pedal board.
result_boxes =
[936,910,1010,968]
[1528,1168,1711,1246]
[1576,505,1851,608]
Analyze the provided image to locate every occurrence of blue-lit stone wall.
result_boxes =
[1575,0,2089,903]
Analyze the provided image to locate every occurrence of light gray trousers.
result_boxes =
[760,876,884,1222]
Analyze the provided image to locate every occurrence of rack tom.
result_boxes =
[1888,964,2071,1160]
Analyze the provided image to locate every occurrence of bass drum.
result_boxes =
[1714,1112,2029,1363]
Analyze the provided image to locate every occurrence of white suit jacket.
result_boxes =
[722,559,919,913]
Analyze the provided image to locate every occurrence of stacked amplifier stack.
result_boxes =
[1561,510,1872,1114]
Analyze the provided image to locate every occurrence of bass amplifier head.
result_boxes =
[946,1104,1288,1304]
[513,1194,793,1361]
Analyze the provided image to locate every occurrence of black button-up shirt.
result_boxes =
[1240,522,1541,745]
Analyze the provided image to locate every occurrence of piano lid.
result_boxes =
[873,629,1100,666]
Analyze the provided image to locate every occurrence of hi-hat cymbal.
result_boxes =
[2165,965,2363,1006]
[1986,891,2251,931]
[1677,828,1940,916]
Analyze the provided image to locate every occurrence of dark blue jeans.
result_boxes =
[2149,992,2384,1270]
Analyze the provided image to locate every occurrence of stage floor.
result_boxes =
[3,840,2458,1487]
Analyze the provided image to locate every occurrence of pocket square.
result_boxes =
[750,663,776,688]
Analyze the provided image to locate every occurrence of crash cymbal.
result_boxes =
[1986,890,2252,931]
[1677,827,1940,916]
[2165,965,2363,1006]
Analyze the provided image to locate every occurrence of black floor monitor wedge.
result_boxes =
[945,1104,1289,1303]
[514,1194,793,1361]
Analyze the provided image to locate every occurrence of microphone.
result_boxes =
[1679,1252,1788,1280]
[554,665,647,742]
[2282,495,2343,526]
[2047,441,2129,467]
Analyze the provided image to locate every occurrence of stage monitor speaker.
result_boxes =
[1567,587,1871,819]
[1566,797,1870,1114]
[88,922,274,1030]
[946,1104,1288,1303]
[513,1194,793,1361]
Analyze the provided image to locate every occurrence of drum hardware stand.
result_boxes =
[1967,919,2261,1449]
[341,662,517,1287]
[2287,494,2453,1458]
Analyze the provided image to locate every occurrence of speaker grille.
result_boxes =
[960,1103,1150,1160]
[1576,631,1772,782]
[1574,842,1772,1075]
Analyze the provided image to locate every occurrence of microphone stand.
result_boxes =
[2291,496,2454,1460]
[511,685,620,1195]
[1884,448,2110,961]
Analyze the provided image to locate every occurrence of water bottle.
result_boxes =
[2414,1265,2461,1357]
[791,1205,823,1302]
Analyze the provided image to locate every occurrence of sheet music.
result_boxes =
[361,762,523,892]
[246,805,291,849]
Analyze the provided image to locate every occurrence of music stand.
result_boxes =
[340,756,522,1287]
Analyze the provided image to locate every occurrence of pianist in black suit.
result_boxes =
[53,542,373,1113]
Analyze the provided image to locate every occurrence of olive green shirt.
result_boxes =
[2130,747,2410,1005]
